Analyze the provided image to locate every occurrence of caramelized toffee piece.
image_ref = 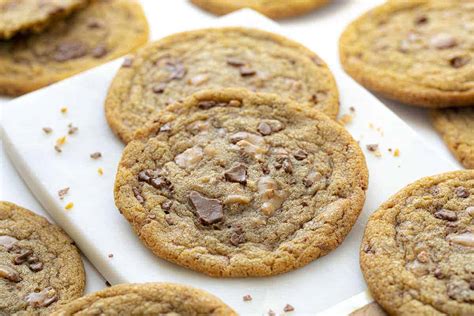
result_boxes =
[114,89,368,277]
[361,171,474,316]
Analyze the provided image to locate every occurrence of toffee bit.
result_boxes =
[42,127,52,134]
[56,136,66,146]
[243,294,252,302]
[284,304,295,312]
[98,168,104,176]
[64,202,74,210]
[90,152,102,159]
[338,114,353,125]
[58,187,70,200]
[60,107,68,114]
[393,148,400,157]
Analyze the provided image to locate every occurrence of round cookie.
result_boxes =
[431,107,474,169]
[0,0,149,96]
[114,88,368,277]
[105,27,339,143]
[0,0,89,40]
[339,1,474,108]
[360,171,474,315]
[0,201,85,315]
[190,0,329,20]
[51,283,237,315]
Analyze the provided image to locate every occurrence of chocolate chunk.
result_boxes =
[13,249,33,265]
[162,200,172,210]
[434,209,458,221]
[414,15,428,25]
[450,55,471,68]
[282,158,293,174]
[91,44,108,58]
[53,42,87,62]
[138,169,170,190]
[29,261,44,272]
[224,164,247,185]
[243,294,252,301]
[149,177,169,190]
[0,265,21,282]
[138,170,151,182]
[239,67,256,77]
[159,123,171,132]
[454,186,470,198]
[430,33,457,49]
[198,100,217,109]
[189,191,223,225]
[25,287,58,308]
[434,268,444,279]
[230,225,245,246]
[257,122,272,135]
[257,120,284,136]
[122,57,133,67]
[0,235,18,251]
[227,58,245,67]
[90,152,102,159]
[283,304,295,312]
[152,83,166,94]
[87,19,104,29]
[132,187,144,204]
[166,61,186,81]
[42,127,52,134]
[293,150,307,160]
[470,280,474,290]
[311,94,318,103]
[366,144,379,152]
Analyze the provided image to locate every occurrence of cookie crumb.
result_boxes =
[42,127,52,134]
[393,148,400,157]
[268,309,276,316]
[90,152,102,159]
[349,106,356,112]
[366,144,382,157]
[54,145,62,153]
[58,187,70,200]
[243,294,252,302]
[64,202,74,210]
[105,281,111,287]
[67,123,78,135]
[98,168,104,176]
[108,254,114,258]
[60,107,68,114]
[338,114,353,125]
[284,304,295,312]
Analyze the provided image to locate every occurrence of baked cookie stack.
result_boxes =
[339,0,474,169]
[0,0,149,95]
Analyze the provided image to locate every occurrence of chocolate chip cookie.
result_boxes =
[0,0,89,39]
[0,201,85,315]
[51,283,237,315]
[0,0,149,96]
[339,1,474,108]
[105,27,339,143]
[360,171,474,315]
[431,107,474,169]
[114,88,368,277]
[190,0,329,19]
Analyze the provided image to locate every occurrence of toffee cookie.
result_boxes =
[361,170,474,315]
[0,0,89,40]
[114,89,368,277]
[431,107,474,169]
[0,201,85,315]
[340,1,474,108]
[51,283,237,315]
[105,27,339,143]
[0,0,149,96]
[190,0,329,20]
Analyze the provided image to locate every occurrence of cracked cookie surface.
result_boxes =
[340,0,474,108]
[0,0,88,40]
[190,0,329,19]
[431,107,474,169]
[114,89,368,277]
[105,27,339,143]
[0,0,149,96]
[361,171,474,316]
[51,283,237,315]
[0,201,85,315]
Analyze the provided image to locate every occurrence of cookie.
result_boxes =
[0,0,149,96]
[190,0,329,20]
[339,1,474,108]
[0,201,85,315]
[105,27,339,143]
[114,88,368,277]
[360,170,474,315]
[431,107,474,169]
[51,283,237,315]
[0,0,89,40]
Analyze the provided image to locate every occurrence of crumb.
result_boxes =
[58,187,70,200]
[67,123,78,135]
[366,144,382,157]
[284,304,295,312]
[268,310,276,316]
[90,152,102,159]
[243,294,252,302]
[338,114,353,125]
[98,168,104,176]
[350,106,356,112]
[388,148,392,152]
[60,107,68,114]
[105,281,111,287]
[108,254,114,258]
[42,127,52,134]
[394,148,400,157]
[56,136,66,146]
[65,202,74,210]
[54,145,62,153]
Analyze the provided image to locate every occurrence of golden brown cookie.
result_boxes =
[190,0,329,19]
[361,170,474,315]
[340,0,474,108]
[105,27,339,143]
[0,201,85,315]
[0,0,89,39]
[0,0,149,96]
[431,107,474,169]
[114,88,368,277]
[51,283,237,315]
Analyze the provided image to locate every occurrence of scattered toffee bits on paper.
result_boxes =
[243,294,252,302]
[42,127,52,134]
[58,187,70,200]
[90,152,102,159]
